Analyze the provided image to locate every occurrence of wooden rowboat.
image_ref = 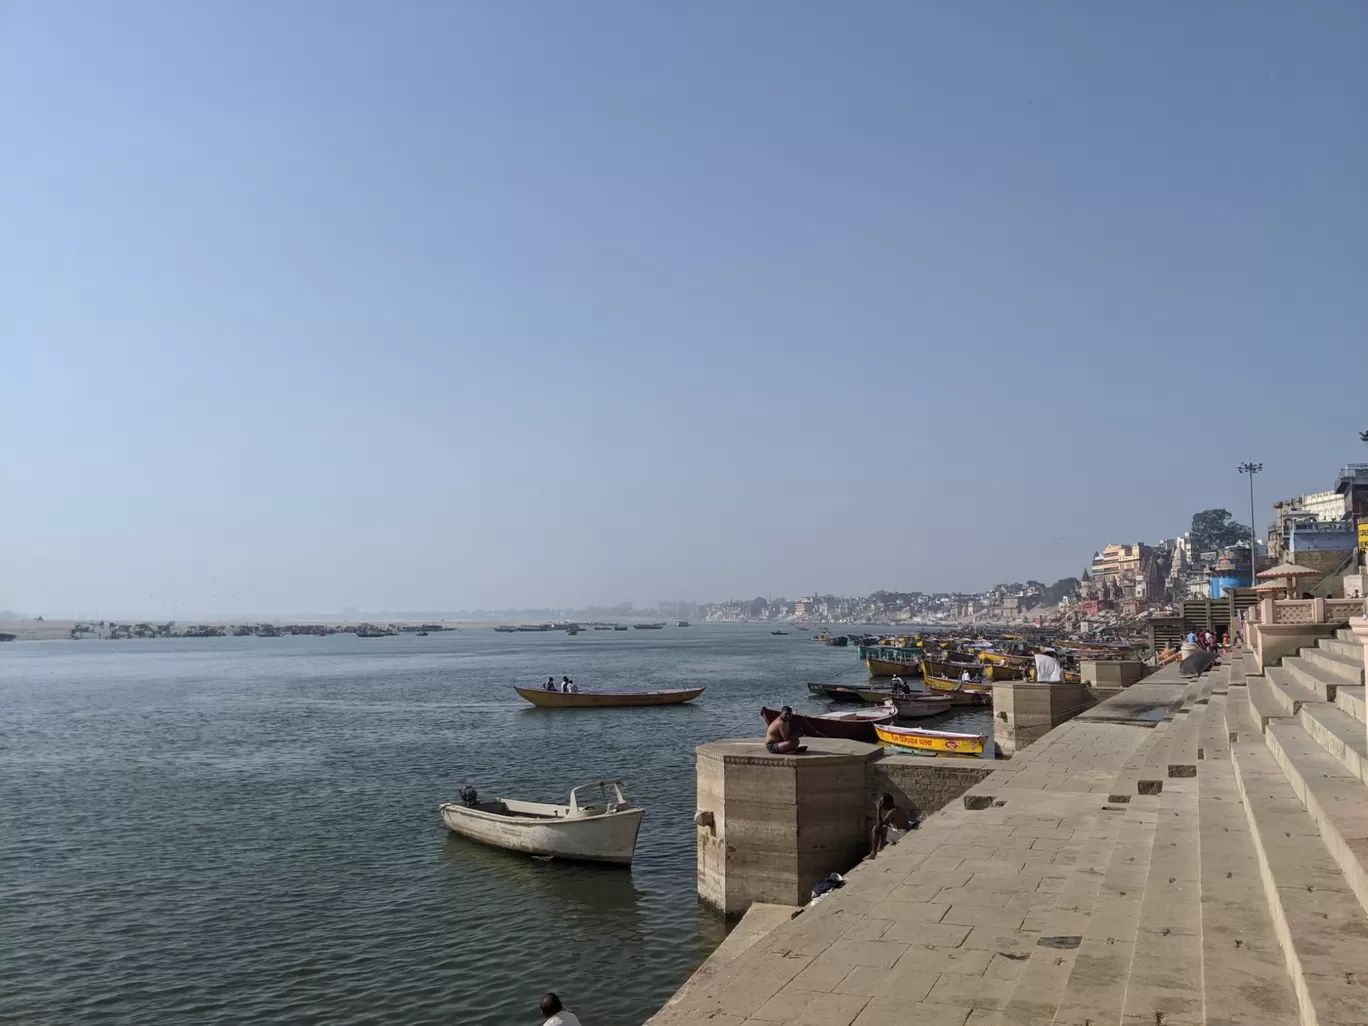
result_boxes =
[761,705,895,742]
[921,673,994,704]
[440,780,643,864]
[806,682,875,704]
[513,686,704,708]
[856,692,955,719]
[874,723,989,756]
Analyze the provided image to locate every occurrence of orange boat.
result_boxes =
[514,686,704,708]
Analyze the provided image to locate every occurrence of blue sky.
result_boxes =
[2,2,1365,617]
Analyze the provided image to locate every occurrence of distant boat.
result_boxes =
[0,633,15,642]
[493,626,517,633]
[825,636,849,647]
[771,630,790,636]
[439,780,643,865]
[613,625,629,631]
[513,686,705,708]
[633,623,665,630]
[566,629,580,635]
[416,631,429,637]
[356,629,390,638]
[677,621,690,627]
[761,705,895,742]
[593,626,614,631]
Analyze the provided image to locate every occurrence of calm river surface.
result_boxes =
[0,624,990,1026]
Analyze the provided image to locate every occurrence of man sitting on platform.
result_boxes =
[764,706,806,754]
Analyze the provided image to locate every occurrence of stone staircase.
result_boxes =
[646,632,1368,1026]
[970,640,1368,1025]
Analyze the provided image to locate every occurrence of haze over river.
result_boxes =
[0,624,989,1026]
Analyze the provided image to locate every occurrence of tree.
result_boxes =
[1190,508,1245,556]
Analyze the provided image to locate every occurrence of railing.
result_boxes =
[1273,600,1317,625]
[1326,598,1366,622]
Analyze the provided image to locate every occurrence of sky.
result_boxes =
[2,2,1366,618]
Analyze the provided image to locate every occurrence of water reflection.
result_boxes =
[440,833,645,919]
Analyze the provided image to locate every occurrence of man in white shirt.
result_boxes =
[540,992,582,1026]
[1033,648,1064,683]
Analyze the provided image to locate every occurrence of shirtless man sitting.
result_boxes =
[765,706,807,754]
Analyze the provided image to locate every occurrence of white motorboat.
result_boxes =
[439,780,644,865]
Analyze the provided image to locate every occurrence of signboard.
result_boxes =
[1359,522,1368,552]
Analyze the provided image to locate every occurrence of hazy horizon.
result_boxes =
[3,2,1365,617]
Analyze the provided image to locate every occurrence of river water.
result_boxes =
[0,624,990,1026]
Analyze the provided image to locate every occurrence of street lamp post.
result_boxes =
[1238,462,1263,585]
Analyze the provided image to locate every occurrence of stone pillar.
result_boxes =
[1079,659,1148,687]
[992,681,1089,755]
[695,738,881,916]
[1352,617,1368,771]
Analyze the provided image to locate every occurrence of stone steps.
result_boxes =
[1134,678,1208,796]
[1046,797,1161,1024]
[1118,774,1203,1024]
[1197,691,1301,1026]
[1337,684,1366,724]
[1261,665,1322,717]
[1224,681,1368,1026]
[1166,676,1216,778]
[1283,655,1343,702]
[1320,636,1364,663]
[1297,701,1368,784]
[1303,644,1365,686]
[1245,672,1298,732]
[988,801,1134,1022]
[1262,722,1368,919]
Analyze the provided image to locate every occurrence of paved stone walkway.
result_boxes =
[646,657,1368,1026]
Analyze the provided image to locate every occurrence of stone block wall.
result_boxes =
[870,756,997,822]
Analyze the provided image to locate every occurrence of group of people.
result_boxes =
[542,675,579,693]
[1186,629,1221,651]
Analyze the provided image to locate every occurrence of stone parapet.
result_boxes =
[1079,659,1150,687]
[695,738,881,915]
[991,680,1091,754]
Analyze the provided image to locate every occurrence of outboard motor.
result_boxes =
[459,786,479,807]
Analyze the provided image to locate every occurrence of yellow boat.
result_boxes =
[874,723,988,756]
[513,686,705,708]
[861,641,923,677]
[920,674,992,705]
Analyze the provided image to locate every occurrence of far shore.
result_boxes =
[0,618,570,641]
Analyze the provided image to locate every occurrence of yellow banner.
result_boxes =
[1360,522,1368,552]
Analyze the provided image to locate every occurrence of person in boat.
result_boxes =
[560,676,574,693]
[764,707,806,754]
[544,676,557,691]
[868,792,913,860]
[539,993,582,1026]
[889,674,910,695]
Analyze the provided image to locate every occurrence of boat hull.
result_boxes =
[874,724,988,756]
[514,686,704,708]
[855,692,955,718]
[761,706,894,742]
[440,803,643,864]
[864,656,923,677]
[806,682,872,704]
[922,674,993,704]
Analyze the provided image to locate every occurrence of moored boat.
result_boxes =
[514,685,705,708]
[439,780,643,864]
[761,706,895,742]
[771,630,790,636]
[806,682,875,704]
[856,692,955,718]
[613,625,629,631]
[874,723,989,756]
[825,635,849,647]
[633,623,665,630]
[861,641,924,678]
